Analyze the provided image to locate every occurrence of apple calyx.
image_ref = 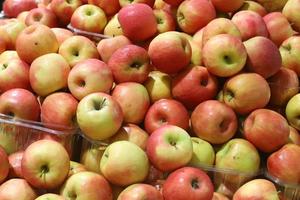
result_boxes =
[130,61,142,69]
[224,89,235,102]
[177,12,185,22]
[191,179,200,189]
[223,55,233,65]
[39,164,49,178]
[282,44,292,52]
[93,98,107,111]
[1,63,8,70]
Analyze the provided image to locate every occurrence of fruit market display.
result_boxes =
[0,0,300,199]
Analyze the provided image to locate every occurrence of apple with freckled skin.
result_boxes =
[30,53,70,97]
[25,7,57,27]
[191,100,238,144]
[154,9,176,34]
[50,0,82,26]
[244,109,290,153]
[244,36,282,78]
[146,125,193,172]
[68,59,113,100]
[88,0,120,16]
[267,144,300,184]
[0,88,40,121]
[222,73,271,115]
[0,146,9,184]
[112,82,150,124]
[117,183,163,200]
[35,193,65,200]
[268,68,299,106]
[108,45,152,84]
[0,58,30,93]
[16,24,59,64]
[97,35,131,63]
[51,28,73,46]
[58,35,99,68]
[3,0,37,18]
[0,178,37,200]
[148,32,191,75]
[118,3,157,42]
[176,0,216,34]
[211,0,244,13]
[289,126,300,145]
[172,66,218,110]
[238,1,267,17]
[231,10,269,41]
[144,99,190,134]
[8,151,23,178]
[280,36,300,77]
[263,12,295,47]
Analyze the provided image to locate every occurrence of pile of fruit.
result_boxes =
[0,0,299,199]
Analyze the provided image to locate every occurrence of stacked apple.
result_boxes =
[0,0,300,199]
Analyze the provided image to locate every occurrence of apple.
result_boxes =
[108,45,152,84]
[119,0,155,7]
[22,140,70,189]
[233,179,280,200]
[0,58,30,93]
[35,194,65,200]
[100,141,149,186]
[211,0,244,13]
[144,99,189,134]
[16,24,59,64]
[25,7,57,27]
[263,12,295,47]
[0,178,37,200]
[118,3,157,42]
[3,0,37,18]
[68,59,113,100]
[0,29,10,53]
[0,88,40,121]
[222,73,271,115]
[97,35,131,63]
[60,171,113,200]
[203,34,247,77]
[112,82,150,124]
[0,146,9,184]
[30,53,70,96]
[88,0,120,16]
[202,18,241,47]
[148,31,191,74]
[163,167,214,200]
[176,0,216,34]
[117,183,163,200]
[104,14,123,37]
[286,94,300,131]
[289,126,300,145]
[144,71,172,103]
[50,0,82,26]
[109,123,149,150]
[283,0,300,32]
[213,192,230,200]
[244,109,290,153]
[71,4,107,33]
[68,161,86,177]
[267,144,300,184]
[188,137,215,168]
[0,50,19,61]
[77,92,123,141]
[192,28,204,49]
[163,0,184,7]
[172,66,218,110]
[191,100,238,144]
[41,92,78,130]
[58,35,99,68]
[238,1,267,16]
[268,68,299,106]
[244,36,282,78]
[146,125,193,172]
[8,151,23,178]
[51,28,73,46]
[231,10,269,41]
[0,127,18,155]
[256,0,288,12]
[280,36,300,76]
[17,11,30,23]
[0,19,26,50]
[80,142,105,174]
[154,9,176,34]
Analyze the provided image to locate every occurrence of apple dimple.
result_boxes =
[92,98,106,111]
[72,49,80,57]
[282,43,292,52]
[223,55,233,65]
[200,77,208,87]
[130,61,142,69]
[191,178,200,189]
[77,79,86,87]
[85,9,94,16]
[224,89,235,102]
[33,13,42,22]
[219,118,230,133]
[39,164,49,178]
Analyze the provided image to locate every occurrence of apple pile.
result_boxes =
[0,0,300,199]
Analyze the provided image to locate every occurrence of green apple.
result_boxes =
[188,137,215,167]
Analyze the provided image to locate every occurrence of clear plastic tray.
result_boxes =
[67,24,111,42]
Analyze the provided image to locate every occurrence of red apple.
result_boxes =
[191,100,238,144]
[0,146,9,184]
[118,183,163,200]
[51,28,73,46]
[164,0,184,7]
[3,0,37,18]
[16,24,59,64]
[0,178,37,200]
[112,82,150,124]
[88,0,120,16]
[144,99,190,134]
[267,144,300,184]
[0,58,30,93]
[172,66,218,110]
[163,167,214,200]
[0,88,40,121]
[108,44,152,84]
[244,109,290,153]
[67,59,113,100]
[211,0,244,13]
[8,151,23,178]
[25,7,57,27]
[118,3,157,42]
[231,10,269,41]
